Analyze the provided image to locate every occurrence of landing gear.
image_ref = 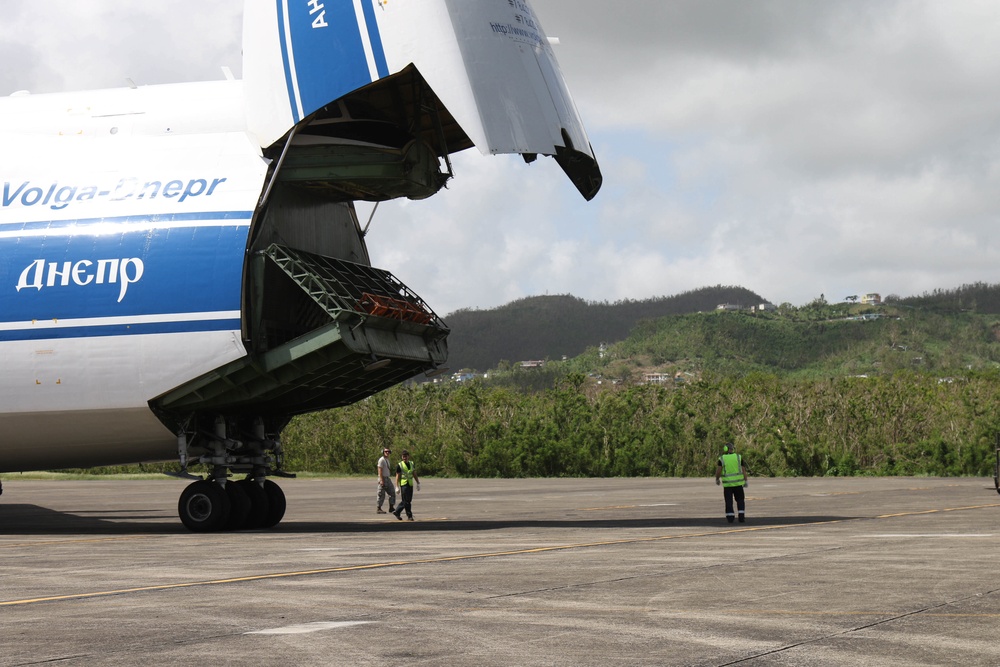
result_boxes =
[224,481,252,530]
[177,477,287,531]
[237,478,269,528]
[262,479,286,528]
[178,480,231,532]
[170,415,294,532]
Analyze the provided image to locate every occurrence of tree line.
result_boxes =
[280,370,1000,479]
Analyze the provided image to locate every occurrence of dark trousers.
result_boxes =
[723,485,746,519]
[396,484,414,518]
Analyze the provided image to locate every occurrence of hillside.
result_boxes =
[895,282,1000,314]
[442,285,766,372]
[568,304,1000,381]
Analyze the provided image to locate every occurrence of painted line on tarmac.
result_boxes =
[245,620,370,635]
[455,605,1000,619]
[582,503,677,510]
[672,609,1000,618]
[4,502,999,608]
[810,492,862,497]
[869,533,991,538]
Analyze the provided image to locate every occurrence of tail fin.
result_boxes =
[243,0,600,200]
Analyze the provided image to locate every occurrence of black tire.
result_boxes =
[224,480,252,530]
[237,478,270,529]
[261,480,286,528]
[178,480,231,532]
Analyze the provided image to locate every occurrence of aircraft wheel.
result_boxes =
[178,480,231,532]
[261,480,286,528]
[224,481,252,530]
[238,478,270,529]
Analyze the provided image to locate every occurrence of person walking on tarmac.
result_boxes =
[393,449,420,521]
[376,448,396,515]
[715,442,748,523]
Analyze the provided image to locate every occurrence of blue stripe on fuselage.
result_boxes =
[1,211,251,340]
[361,0,389,78]
[277,0,380,125]
[277,0,303,122]
[0,317,241,342]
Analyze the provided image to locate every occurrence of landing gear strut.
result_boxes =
[172,416,293,532]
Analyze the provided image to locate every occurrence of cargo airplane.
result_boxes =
[0,0,601,531]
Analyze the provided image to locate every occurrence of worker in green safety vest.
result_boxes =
[392,449,421,521]
[714,442,748,523]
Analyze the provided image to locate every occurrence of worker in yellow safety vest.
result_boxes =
[714,442,748,523]
[392,449,421,521]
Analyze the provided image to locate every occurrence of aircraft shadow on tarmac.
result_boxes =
[0,505,857,536]
[280,516,859,534]
[0,505,181,535]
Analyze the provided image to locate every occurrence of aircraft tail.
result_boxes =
[242,0,601,200]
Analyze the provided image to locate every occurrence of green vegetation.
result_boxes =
[582,306,1000,380]
[275,294,1000,479]
[279,368,1000,479]
[63,283,1000,479]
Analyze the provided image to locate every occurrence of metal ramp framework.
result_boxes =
[151,244,448,430]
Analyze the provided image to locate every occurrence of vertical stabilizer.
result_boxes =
[243,0,600,200]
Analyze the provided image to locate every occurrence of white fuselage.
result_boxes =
[0,81,268,469]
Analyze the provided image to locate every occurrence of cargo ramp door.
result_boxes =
[151,243,448,428]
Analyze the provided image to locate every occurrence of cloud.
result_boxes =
[6,1,1000,313]
[0,2,241,94]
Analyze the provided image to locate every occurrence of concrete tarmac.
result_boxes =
[1,476,999,666]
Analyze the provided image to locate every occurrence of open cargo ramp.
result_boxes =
[151,243,448,426]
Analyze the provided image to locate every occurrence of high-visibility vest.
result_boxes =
[399,460,414,486]
[719,453,744,488]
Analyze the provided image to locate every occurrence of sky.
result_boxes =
[2,1,999,315]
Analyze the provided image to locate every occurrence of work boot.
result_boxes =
[738,516,745,523]
[377,508,386,514]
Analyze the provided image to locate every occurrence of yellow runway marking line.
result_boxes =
[582,504,676,511]
[877,503,1000,519]
[809,491,864,497]
[669,609,1000,618]
[451,606,1000,618]
[4,502,998,608]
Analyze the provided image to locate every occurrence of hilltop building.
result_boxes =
[861,293,882,305]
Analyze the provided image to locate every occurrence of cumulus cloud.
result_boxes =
[6,1,1000,313]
